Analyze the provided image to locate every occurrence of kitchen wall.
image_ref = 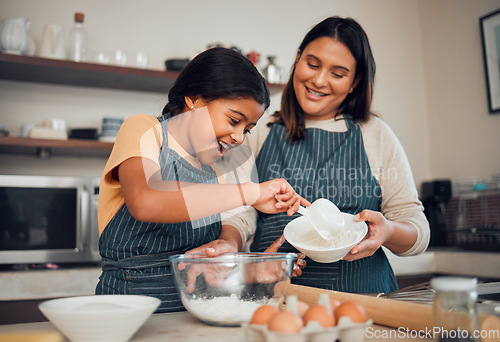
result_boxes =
[419,0,500,183]
[0,0,499,190]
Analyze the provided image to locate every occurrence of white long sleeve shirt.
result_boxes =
[219,114,430,256]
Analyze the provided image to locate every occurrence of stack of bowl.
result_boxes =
[99,117,124,142]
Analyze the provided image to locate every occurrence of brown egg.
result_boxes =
[250,305,279,325]
[297,300,310,317]
[268,310,303,333]
[335,301,368,323]
[303,304,336,327]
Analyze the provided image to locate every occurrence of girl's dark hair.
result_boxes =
[272,16,376,141]
[161,47,270,117]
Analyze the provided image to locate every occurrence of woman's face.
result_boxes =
[188,97,265,165]
[293,37,359,120]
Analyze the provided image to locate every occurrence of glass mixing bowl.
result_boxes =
[169,252,295,327]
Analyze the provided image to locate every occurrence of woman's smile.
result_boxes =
[293,36,358,120]
[305,86,329,98]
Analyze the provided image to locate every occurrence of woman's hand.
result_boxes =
[343,209,418,261]
[343,209,392,261]
[241,234,306,284]
[265,234,306,277]
[248,179,310,216]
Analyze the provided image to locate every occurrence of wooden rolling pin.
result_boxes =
[282,284,500,342]
[0,330,63,342]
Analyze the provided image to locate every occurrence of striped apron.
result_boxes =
[250,118,398,293]
[95,115,222,313]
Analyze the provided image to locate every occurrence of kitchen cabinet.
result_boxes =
[0,53,284,157]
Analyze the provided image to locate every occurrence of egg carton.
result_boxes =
[244,316,373,342]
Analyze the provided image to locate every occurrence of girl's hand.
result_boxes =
[182,239,238,293]
[343,209,392,261]
[184,239,238,257]
[265,234,306,277]
[250,179,310,216]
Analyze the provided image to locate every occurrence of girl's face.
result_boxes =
[188,97,265,165]
[293,36,359,120]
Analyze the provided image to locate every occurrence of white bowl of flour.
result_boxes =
[284,213,367,263]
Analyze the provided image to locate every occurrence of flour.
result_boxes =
[183,294,266,325]
[295,230,358,249]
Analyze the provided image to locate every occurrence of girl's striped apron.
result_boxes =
[96,116,222,313]
[250,118,398,293]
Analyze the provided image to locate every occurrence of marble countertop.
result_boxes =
[0,311,433,342]
[1,249,499,301]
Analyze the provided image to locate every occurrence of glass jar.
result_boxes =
[431,277,479,342]
[263,55,281,84]
[68,12,87,62]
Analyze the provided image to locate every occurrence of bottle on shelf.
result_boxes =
[263,55,281,84]
[68,12,87,62]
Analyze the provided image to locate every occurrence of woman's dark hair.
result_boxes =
[161,47,270,117]
[272,16,376,141]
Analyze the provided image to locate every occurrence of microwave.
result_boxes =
[0,175,101,265]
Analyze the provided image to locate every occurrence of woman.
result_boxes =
[95,47,306,312]
[224,17,429,293]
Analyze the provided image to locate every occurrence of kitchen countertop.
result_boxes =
[0,311,433,342]
[385,248,500,278]
[0,267,101,301]
[1,249,499,301]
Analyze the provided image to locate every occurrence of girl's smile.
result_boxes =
[181,97,265,165]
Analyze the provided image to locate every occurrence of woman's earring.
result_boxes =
[190,105,194,109]
[349,88,353,93]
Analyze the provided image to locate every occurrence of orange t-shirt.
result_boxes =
[97,114,163,234]
[98,113,224,235]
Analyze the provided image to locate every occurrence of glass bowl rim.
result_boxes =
[168,252,296,263]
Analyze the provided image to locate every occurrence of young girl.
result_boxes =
[95,47,305,312]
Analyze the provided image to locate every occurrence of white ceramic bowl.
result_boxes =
[39,295,160,342]
[284,213,367,263]
[169,252,295,327]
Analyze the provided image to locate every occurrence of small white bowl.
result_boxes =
[39,295,160,342]
[284,213,367,263]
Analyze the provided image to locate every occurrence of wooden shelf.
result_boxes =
[0,136,113,158]
[0,53,284,157]
[0,53,179,93]
[0,53,284,94]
